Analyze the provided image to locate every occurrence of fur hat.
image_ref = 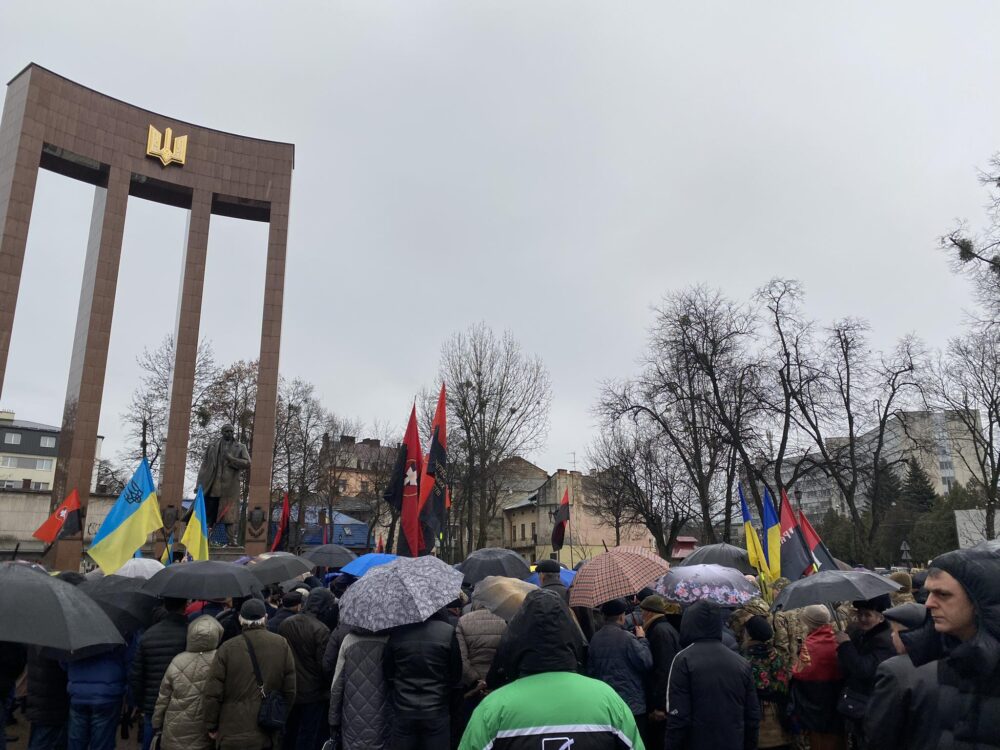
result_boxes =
[853,594,892,613]
[535,559,561,574]
[888,571,912,592]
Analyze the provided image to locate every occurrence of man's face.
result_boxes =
[222,427,234,442]
[641,608,657,628]
[888,621,907,655]
[926,570,977,641]
[854,607,884,632]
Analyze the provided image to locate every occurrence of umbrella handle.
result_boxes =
[827,603,844,630]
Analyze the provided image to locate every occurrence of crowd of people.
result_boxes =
[1,543,998,750]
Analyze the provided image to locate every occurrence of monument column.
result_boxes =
[51,165,130,571]
[0,72,42,396]
[244,195,289,554]
[158,189,211,543]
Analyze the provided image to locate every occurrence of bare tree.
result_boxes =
[586,419,694,557]
[931,323,1000,540]
[438,322,552,555]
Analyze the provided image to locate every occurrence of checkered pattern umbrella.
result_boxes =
[568,546,671,608]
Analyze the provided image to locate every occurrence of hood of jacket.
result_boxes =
[187,614,223,652]
[504,589,584,674]
[304,586,335,619]
[680,600,723,644]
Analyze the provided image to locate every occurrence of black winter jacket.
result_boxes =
[267,606,298,633]
[383,612,461,715]
[644,615,681,712]
[587,622,652,715]
[129,613,189,715]
[25,647,69,725]
[665,601,760,750]
[836,620,894,699]
[864,655,940,750]
[322,622,350,677]
[0,641,26,696]
[905,546,1000,750]
[279,589,334,704]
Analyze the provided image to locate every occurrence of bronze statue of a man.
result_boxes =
[197,423,251,546]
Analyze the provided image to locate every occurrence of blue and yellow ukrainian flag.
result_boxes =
[180,486,210,562]
[762,487,782,582]
[89,457,164,574]
[739,483,769,582]
[160,531,174,566]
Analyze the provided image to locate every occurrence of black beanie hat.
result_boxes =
[745,615,774,643]
[240,599,266,621]
[600,598,629,617]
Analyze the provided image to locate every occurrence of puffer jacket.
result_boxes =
[906,546,1000,750]
[456,609,507,688]
[665,601,760,750]
[25,647,69,725]
[202,625,297,750]
[130,612,189,715]
[329,632,392,750]
[66,646,128,706]
[152,616,223,750]
[279,587,334,704]
[587,622,652,715]
[384,611,462,715]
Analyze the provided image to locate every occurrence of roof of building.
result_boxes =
[0,417,60,433]
[504,493,539,511]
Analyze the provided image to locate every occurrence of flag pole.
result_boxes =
[568,482,574,568]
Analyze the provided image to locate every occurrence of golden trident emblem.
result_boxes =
[146,125,188,167]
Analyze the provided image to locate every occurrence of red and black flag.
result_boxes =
[271,491,291,552]
[551,488,570,551]
[799,509,838,573]
[779,489,815,579]
[32,489,82,544]
[417,384,448,553]
[384,405,423,557]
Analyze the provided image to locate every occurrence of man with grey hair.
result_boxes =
[197,423,251,546]
[204,599,297,750]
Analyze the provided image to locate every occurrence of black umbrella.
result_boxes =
[0,562,123,658]
[248,554,314,586]
[678,543,755,575]
[302,544,357,568]
[772,569,901,611]
[143,561,260,600]
[457,547,531,586]
[80,574,159,634]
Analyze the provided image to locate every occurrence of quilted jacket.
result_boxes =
[152,616,223,750]
[130,612,189,715]
[456,609,507,688]
[328,632,392,750]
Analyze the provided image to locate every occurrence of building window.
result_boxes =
[337,479,348,494]
[3,432,20,445]
[0,480,15,489]
[360,480,370,494]
[531,522,536,541]
[40,436,56,448]
[510,523,515,543]
[520,523,526,541]
[31,481,49,490]
[0,456,52,470]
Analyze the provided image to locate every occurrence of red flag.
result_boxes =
[271,492,291,552]
[32,489,82,544]
[799,509,838,572]
[417,384,448,552]
[376,534,384,553]
[383,405,423,556]
[779,489,815,579]
[551,488,570,551]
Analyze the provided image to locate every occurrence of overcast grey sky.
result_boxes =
[1,2,996,474]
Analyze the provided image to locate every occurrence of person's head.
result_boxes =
[600,598,628,625]
[303,587,335,622]
[889,571,912,594]
[56,570,86,586]
[800,604,832,633]
[221,424,235,442]
[187,612,223,652]
[883,602,927,655]
[911,570,929,604]
[163,597,187,614]
[639,594,670,627]
[680,601,723,645]
[536,559,561,586]
[852,594,890,632]
[239,599,267,629]
[744,615,774,645]
[771,577,792,596]
[281,591,303,611]
[925,566,977,642]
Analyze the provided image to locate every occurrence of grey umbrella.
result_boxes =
[772,569,901,611]
[0,562,124,658]
[80,574,159,634]
[339,556,464,632]
[143,560,260,600]
[247,554,314,586]
[302,544,357,568]
[678,543,756,575]
[458,547,531,586]
[655,564,760,607]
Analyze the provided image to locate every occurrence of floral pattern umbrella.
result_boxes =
[339,556,464,631]
[654,564,760,607]
[568,546,671,609]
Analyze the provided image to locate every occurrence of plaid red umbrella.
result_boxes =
[568,546,671,608]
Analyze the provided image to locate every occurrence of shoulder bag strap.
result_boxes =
[243,634,266,695]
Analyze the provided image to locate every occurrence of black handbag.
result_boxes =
[244,635,288,732]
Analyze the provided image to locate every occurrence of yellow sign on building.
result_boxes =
[146,125,187,167]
